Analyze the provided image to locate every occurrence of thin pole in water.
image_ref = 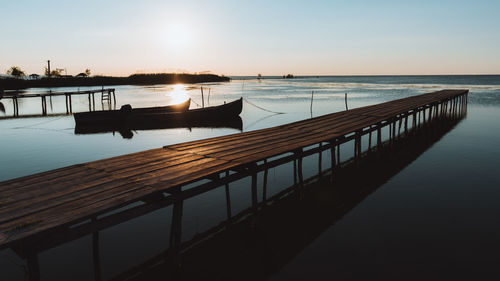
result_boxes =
[345,93,349,111]
[201,86,205,108]
[310,90,314,117]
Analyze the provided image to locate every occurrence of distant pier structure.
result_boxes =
[0,87,116,116]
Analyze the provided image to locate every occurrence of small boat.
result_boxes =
[74,98,242,126]
[74,98,191,125]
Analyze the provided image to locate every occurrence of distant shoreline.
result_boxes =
[0,73,230,90]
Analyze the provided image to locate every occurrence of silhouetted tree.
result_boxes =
[7,66,25,78]
[45,67,62,77]
[85,68,91,76]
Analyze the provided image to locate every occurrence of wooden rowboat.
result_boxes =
[74,98,191,125]
[74,98,242,126]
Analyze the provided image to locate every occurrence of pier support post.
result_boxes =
[398,117,402,135]
[404,115,408,134]
[391,120,396,141]
[329,140,336,182]
[377,125,382,148]
[293,159,297,185]
[318,143,323,176]
[262,160,268,205]
[368,127,372,150]
[337,144,340,165]
[354,131,362,157]
[294,149,304,187]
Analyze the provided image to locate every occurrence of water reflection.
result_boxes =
[74,117,243,139]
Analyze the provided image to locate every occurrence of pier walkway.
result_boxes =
[0,89,468,255]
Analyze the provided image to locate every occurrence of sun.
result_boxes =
[167,84,190,105]
[164,22,193,52]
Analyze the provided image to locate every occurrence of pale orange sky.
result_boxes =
[2,1,500,76]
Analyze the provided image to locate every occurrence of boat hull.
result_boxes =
[74,98,191,125]
[74,98,243,126]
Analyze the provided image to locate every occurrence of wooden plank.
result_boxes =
[0,154,209,224]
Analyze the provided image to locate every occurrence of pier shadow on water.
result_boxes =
[9,108,466,281]
[114,113,465,281]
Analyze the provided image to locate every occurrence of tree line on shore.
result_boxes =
[1,66,229,90]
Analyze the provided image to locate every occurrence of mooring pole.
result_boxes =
[65,95,69,114]
[295,149,304,187]
[201,87,205,108]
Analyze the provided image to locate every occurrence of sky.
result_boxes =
[1,0,500,76]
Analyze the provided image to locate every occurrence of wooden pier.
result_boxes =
[0,89,468,279]
[0,88,116,116]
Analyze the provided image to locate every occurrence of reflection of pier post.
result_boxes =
[27,253,40,281]
[92,217,102,281]
[225,171,232,219]
[294,149,304,187]
[170,198,184,267]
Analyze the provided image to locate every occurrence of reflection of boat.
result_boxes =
[74,116,243,139]
[74,98,243,126]
[74,98,191,125]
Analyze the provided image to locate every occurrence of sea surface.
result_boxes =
[1,75,500,280]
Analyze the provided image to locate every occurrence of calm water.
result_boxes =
[1,76,500,280]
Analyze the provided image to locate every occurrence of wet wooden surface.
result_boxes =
[0,89,468,249]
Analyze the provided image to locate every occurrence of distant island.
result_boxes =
[0,73,230,90]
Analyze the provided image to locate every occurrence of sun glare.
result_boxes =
[167,84,190,105]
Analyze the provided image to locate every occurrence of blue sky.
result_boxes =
[2,0,499,76]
